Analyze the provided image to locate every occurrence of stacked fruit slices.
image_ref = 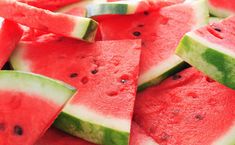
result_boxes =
[1,0,235,145]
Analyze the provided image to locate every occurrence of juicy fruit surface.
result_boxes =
[96,2,204,85]
[209,0,235,13]
[35,127,95,145]
[194,16,235,53]
[134,68,235,145]
[0,20,23,69]
[0,91,58,145]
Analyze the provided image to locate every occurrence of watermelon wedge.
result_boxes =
[10,37,142,145]
[134,67,235,145]
[0,71,76,145]
[86,0,150,17]
[0,0,98,42]
[96,0,209,90]
[176,16,235,90]
[18,0,81,10]
[0,19,23,69]
[35,122,159,145]
[208,0,235,18]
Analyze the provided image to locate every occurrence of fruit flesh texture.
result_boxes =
[0,20,23,69]
[96,3,199,83]
[134,67,235,145]
[209,0,235,13]
[0,91,59,145]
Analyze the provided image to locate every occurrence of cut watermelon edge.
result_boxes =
[207,1,233,18]
[176,31,235,90]
[54,108,129,145]
[0,70,76,105]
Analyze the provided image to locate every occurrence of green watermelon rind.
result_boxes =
[0,71,76,105]
[176,32,235,90]
[207,1,233,18]
[86,1,146,17]
[54,112,129,145]
[137,0,209,90]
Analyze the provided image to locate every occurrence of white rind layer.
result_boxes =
[208,1,233,18]
[63,104,131,132]
[71,17,91,39]
[0,71,75,105]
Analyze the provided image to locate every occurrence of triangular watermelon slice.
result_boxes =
[134,67,235,145]
[95,0,209,90]
[10,37,142,145]
[176,16,235,90]
[0,0,98,42]
[0,71,76,145]
[35,122,159,145]
[0,19,23,69]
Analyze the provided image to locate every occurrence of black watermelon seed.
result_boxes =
[14,125,23,136]
[91,69,98,74]
[0,123,5,131]
[133,31,141,37]
[70,73,78,78]
[121,79,127,84]
[195,114,204,120]
[214,27,221,32]
[144,11,149,16]
[172,74,182,80]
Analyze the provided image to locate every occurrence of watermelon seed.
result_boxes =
[206,77,215,83]
[121,79,127,83]
[70,73,78,78]
[214,28,221,32]
[144,11,149,16]
[172,74,181,80]
[138,24,144,27]
[14,125,23,136]
[133,31,141,37]
[107,91,118,96]
[195,114,204,121]
[91,69,98,74]
[81,77,89,84]
[0,123,5,131]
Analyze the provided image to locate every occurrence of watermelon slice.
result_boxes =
[18,0,81,10]
[0,0,98,42]
[0,19,23,69]
[0,71,76,145]
[96,0,209,90]
[208,0,235,18]
[134,67,235,145]
[10,37,142,145]
[86,0,150,17]
[35,123,159,145]
[176,16,235,90]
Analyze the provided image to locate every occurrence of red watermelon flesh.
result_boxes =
[10,37,141,144]
[0,71,76,145]
[18,0,81,11]
[35,123,158,145]
[96,1,207,88]
[0,19,23,69]
[134,67,235,145]
[208,0,235,17]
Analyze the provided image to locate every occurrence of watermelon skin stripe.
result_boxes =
[0,0,98,42]
[54,111,129,145]
[0,71,76,105]
[176,32,235,90]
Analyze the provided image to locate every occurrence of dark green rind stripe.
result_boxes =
[86,4,128,17]
[54,112,129,145]
[82,19,99,42]
[176,35,235,90]
[138,61,189,92]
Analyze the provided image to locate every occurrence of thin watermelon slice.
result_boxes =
[0,0,98,42]
[176,16,235,90]
[134,67,235,145]
[10,37,142,145]
[0,71,76,145]
[35,122,159,145]
[18,0,81,10]
[208,0,235,18]
[96,0,209,90]
[0,19,23,69]
[86,0,150,17]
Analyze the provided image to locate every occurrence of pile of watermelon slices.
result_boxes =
[2,0,235,145]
